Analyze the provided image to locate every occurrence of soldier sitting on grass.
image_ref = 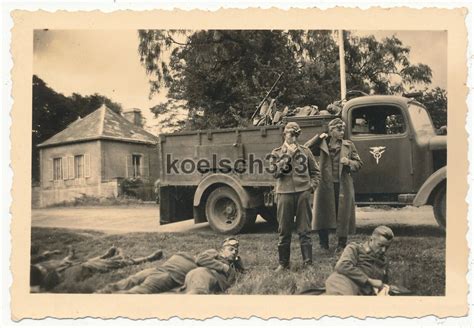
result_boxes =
[325,225,395,295]
[30,246,163,292]
[98,237,245,294]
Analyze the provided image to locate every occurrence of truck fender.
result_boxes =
[413,166,446,206]
[193,173,260,209]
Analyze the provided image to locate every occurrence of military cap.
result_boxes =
[222,237,239,248]
[283,122,301,136]
[328,118,346,131]
[372,225,394,241]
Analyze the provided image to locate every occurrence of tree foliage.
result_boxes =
[138,30,438,130]
[413,87,447,129]
[344,33,432,94]
[32,75,122,183]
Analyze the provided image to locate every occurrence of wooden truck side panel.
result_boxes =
[159,116,333,188]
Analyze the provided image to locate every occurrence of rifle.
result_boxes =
[250,72,284,122]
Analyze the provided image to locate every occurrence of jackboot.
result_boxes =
[337,237,347,248]
[301,244,313,267]
[334,237,347,255]
[318,230,329,250]
[275,244,290,272]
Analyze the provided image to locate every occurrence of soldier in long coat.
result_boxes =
[305,118,363,251]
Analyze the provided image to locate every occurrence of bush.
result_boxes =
[47,194,144,208]
[120,177,155,201]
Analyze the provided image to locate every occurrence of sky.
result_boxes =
[33,30,447,131]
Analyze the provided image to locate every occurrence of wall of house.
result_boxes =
[39,141,103,206]
[100,140,160,183]
[38,140,160,206]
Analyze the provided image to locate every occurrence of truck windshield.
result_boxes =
[408,103,436,137]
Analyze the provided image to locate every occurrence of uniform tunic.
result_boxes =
[183,249,245,294]
[325,242,389,295]
[328,139,341,182]
[101,250,240,294]
[271,143,320,194]
[271,143,321,249]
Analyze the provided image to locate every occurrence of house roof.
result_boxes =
[38,105,159,148]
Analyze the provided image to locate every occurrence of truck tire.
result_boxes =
[205,186,257,234]
[433,183,446,231]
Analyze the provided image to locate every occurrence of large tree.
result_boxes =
[32,75,122,183]
[344,33,432,94]
[138,30,436,130]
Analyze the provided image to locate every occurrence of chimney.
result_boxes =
[123,108,143,127]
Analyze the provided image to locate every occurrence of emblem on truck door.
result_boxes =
[369,146,386,164]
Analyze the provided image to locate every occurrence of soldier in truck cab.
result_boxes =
[305,118,363,253]
[271,122,321,271]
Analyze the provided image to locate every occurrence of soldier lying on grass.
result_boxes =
[98,237,245,294]
[30,246,163,292]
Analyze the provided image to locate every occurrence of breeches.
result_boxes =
[184,267,222,294]
[325,272,361,295]
[277,190,312,247]
[106,268,178,294]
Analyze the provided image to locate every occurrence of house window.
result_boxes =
[53,158,62,180]
[74,155,84,178]
[132,154,142,178]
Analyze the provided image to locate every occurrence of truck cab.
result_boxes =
[342,96,446,205]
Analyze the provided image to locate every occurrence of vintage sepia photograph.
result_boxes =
[8,8,468,320]
[30,28,447,296]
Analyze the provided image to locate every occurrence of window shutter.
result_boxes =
[84,153,91,178]
[126,155,133,177]
[141,154,149,177]
[68,156,75,179]
[48,159,53,181]
[62,157,68,180]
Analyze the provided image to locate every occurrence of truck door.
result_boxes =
[347,104,414,196]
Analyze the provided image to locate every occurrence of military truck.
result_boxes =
[158,95,447,234]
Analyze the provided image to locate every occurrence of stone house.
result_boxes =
[37,105,160,207]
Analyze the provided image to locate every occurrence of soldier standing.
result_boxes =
[305,118,363,252]
[271,122,320,271]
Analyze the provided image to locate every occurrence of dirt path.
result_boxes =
[31,205,438,234]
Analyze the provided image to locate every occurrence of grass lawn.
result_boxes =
[31,224,445,295]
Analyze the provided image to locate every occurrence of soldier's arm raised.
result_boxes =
[304,133,325,156]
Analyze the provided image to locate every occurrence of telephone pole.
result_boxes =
[338,30,347,101]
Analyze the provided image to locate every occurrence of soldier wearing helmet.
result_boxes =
[183,237,245,294]
[270,122,321,271]
[305,118,363,253]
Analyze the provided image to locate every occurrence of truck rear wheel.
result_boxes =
[205,186,257,234]
[433,183,446,231]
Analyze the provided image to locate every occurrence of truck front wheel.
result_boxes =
[205,186,257,234]
[433,183,446,231]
